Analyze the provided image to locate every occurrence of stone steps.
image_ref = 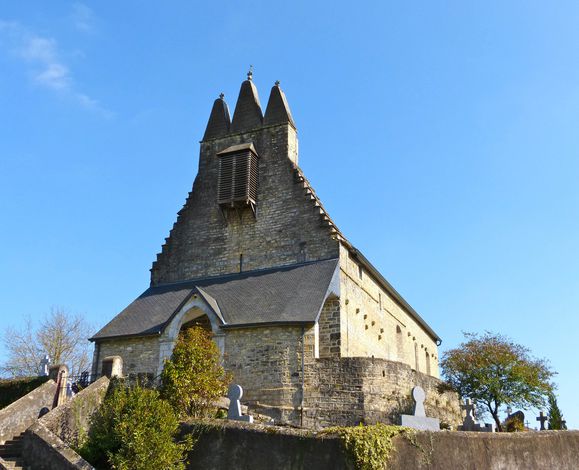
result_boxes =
[0,433,24,469]
[1,457,25,469]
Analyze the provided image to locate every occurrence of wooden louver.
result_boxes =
[217,143,258,213]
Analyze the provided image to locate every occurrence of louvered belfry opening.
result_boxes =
[217,142,259,216]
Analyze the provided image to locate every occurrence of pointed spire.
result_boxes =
[264,81,295,128]
[203,93,231,140]
[231,70,263,133]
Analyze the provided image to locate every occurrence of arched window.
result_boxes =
[414,342,419,372]
[425,351,431,376]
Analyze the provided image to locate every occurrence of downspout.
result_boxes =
[300,326,305,428]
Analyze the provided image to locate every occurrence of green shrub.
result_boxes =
[321,423,414,470]
[504,416,525,432]
[78,381,192,470]
[160,327,229,418]
[0,376,49,409]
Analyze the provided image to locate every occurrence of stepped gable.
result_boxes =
[230,72,263,133]
[264,82,296,128]
[202,94,230,140]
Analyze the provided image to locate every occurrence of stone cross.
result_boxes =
[536,411,548,430]
[39,355,50,376]
[227,384,253,423]
[461,399,476,428]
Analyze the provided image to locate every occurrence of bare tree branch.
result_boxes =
[1,306,92,377]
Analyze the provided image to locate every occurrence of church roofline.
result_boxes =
[347,248,442,345]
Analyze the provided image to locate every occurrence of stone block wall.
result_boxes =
[222,325,315,424]
[94,336,159,378]
[151,123,339,285]
[338,245,440,377]
[301,357,461,429]
[318,298,341,358]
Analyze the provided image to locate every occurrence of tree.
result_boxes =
[440,332,555,432]
[79,381,192,470]
[160,326,229,418]
[1,307,92,377]
[547,392,567,430]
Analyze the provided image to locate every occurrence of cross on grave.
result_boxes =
[39,355,50,376]
[536,411,548,430]
[461,399,476,427]
[227,384,253,423]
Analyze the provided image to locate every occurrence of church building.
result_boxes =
[90,72,461,428]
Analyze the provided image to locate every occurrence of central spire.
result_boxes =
[231,70,263,133]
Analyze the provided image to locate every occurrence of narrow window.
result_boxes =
[239,253,243,272]
[414,343,419,372]
[358,263,363,280]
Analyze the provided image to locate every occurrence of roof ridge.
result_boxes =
[150,257,339,289]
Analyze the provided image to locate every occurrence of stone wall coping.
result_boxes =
[39,376,109,429]
[24,422,93,470]
[0,379,56,443]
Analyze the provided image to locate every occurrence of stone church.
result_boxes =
[90,72,461,428]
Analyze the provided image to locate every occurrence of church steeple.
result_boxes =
[203,93,231,141]
[230,69,263,133]
[264,81,295,128]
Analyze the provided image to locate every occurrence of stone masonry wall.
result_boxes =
[302,357,461,429]
[338,245,440,377]
[151,123,339,285]
[95,336,159,378]
[222,325,316,425]
[318,298,341,358]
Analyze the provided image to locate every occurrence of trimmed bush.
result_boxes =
[78,381,192,470]
[160,327,229,418]
[0,376,49,409]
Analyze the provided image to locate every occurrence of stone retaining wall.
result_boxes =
[302,357,461,429]
[182,421,579,470]
[21,376,110,470]
[0,379,56,444]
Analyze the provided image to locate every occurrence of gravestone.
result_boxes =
[458,399,494,432]
[39,355,50,376]
[227,384,253,423]
[400,386,440,431]
[537,411,548,430]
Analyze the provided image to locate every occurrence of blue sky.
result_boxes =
[1,2,578,428]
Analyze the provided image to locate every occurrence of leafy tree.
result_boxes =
[441,332,555,432]
[160,326,229,418]
[1,307,92,377]
[79,381,192,470]
[547,392,567,430]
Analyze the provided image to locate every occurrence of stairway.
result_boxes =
[0,433,25,469]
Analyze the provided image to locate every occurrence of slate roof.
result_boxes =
[91,258,340,341]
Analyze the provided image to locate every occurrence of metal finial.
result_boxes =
[247,65,253,80]
[219,93,225,100]
[275,80,280,86]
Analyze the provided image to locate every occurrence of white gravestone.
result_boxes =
[400,386,440,431]
[39,355,50,376]
[227,384,253,423]
[458,399,494,432]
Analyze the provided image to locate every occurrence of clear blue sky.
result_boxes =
[1,2,578,428]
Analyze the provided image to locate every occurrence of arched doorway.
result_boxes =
[156,295,225,376]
